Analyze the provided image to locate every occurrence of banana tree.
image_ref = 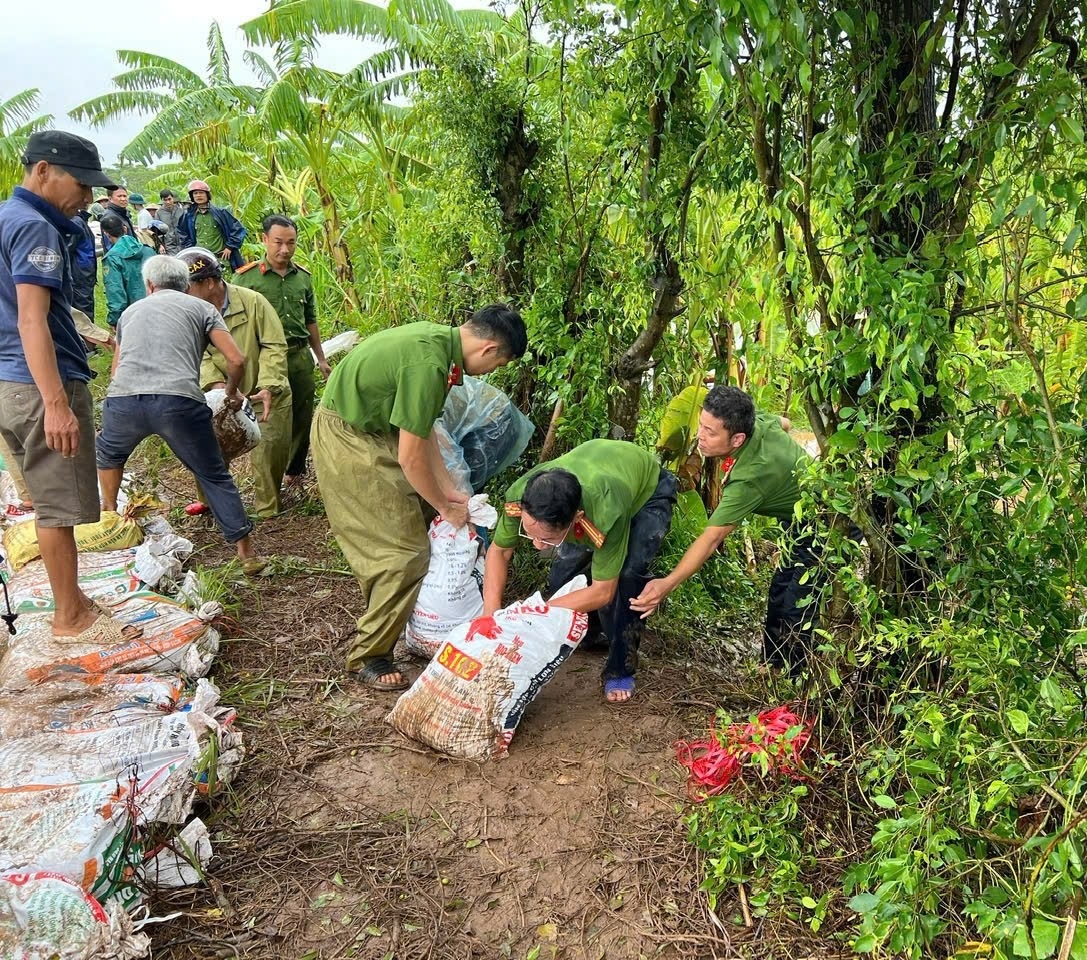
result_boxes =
[69,23,261,165]
[0,89,53,196]
[241,0,538,298]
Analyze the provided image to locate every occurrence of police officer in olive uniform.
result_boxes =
[233,215,330,484]
[178,247,292,519]
[312,306,527,690]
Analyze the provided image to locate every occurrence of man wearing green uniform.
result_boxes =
[178,248,293,518]
[631,385,816,671]
[233,215,330,485]
[483,440,678,704]
[314,306,527,690]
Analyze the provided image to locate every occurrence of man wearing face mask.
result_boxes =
[0,131,128,646]
[484,441,678,705]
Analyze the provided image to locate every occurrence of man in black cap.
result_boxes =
[0,131,131,646]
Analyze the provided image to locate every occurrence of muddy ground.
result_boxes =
[144,474,841,960]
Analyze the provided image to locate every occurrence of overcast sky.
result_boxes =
[4,0,461,166]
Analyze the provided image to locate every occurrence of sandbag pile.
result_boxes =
[389,577,589,761]
[0,463,241,960]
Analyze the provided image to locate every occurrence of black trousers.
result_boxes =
[546,470,678,680]
[763,529,821,673]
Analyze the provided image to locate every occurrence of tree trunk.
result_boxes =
[611,241,684,435]
[493,109,539,299]
[857,0,939,599]
[314,173,360,313]
[610,86,685,436]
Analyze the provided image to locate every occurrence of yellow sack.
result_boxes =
[2,510,145,572]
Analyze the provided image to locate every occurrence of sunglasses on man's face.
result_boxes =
[518,516,571,549]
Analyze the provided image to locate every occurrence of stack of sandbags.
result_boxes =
[0,474,242,959]
[0,871,150,960]
[0,678,240,903]
[0,591,220,692]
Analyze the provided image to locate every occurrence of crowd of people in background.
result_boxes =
[1,129,825,706]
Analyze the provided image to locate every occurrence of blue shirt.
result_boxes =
[0,186,91,384]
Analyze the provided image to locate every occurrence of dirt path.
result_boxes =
[147,500,828,960]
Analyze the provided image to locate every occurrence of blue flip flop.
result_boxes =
[603,675,635,704]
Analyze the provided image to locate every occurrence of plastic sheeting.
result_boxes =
[436,377,534,494]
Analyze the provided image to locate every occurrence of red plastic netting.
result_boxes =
[674,705,813,802]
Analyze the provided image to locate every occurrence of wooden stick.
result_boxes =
[738,882,753,927]
[1058,889,1083,960]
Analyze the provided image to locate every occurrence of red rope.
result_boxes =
[674,705,812,802]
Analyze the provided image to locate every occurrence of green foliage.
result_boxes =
[688,784,821,922]
[0,89,53,196]
[653,490,765,643]
[838,618,1087,960]
[65,0,1087,953]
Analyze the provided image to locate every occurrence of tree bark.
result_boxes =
[493,108,540,299]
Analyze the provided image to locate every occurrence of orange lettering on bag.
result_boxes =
[437,643,482,681]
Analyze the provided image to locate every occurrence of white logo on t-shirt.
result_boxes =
[27,246,62,273]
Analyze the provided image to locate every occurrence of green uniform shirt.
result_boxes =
[708,413,811,527]
[195,210,225,253]
[494,439,661,581]
[200,284,289,395]
[232,258,316,345]
[321,321,464,437]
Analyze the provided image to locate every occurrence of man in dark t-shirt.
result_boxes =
[0,130,124,644]
[67,200,97,322]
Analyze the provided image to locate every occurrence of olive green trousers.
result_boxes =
[311,406,430,670]
[285,345,315,477]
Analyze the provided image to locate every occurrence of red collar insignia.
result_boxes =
[447,363,463,388]
[720,456,736,480]
[573,516,606,549]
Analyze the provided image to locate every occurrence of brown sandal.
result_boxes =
[54,611,143,645]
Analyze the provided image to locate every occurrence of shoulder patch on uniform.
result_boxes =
[235,261,260,275]
[504,502,523,519]
[573,516,606,549]
[295,263,311,274]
